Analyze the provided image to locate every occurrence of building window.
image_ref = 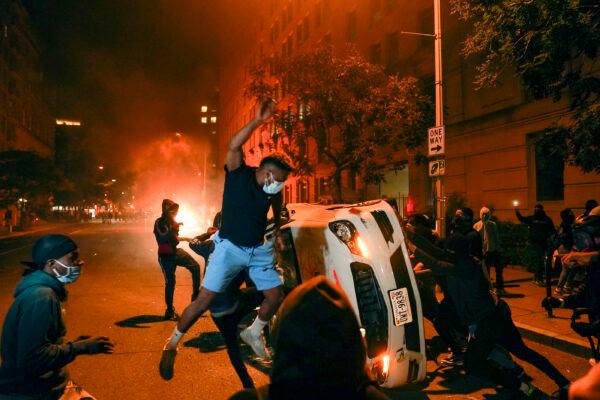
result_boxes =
[201,106,208,113]
[535,142,564,201]
[346,10,357,42]
[201,117,208,124]
[210,116,217,123]
[370,42,382,65]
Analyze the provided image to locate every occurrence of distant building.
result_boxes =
[0,0,54,157]
[216,0,600,221]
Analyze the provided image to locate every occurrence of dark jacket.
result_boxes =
[0,271,75,398]
[153,200,180,255]
[516,209,556,246]
[413,229,493,326]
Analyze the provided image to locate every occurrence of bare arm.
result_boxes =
[226,100,275,171]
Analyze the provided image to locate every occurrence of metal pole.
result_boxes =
[434,0,446,238]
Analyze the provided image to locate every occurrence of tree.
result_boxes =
[0,151,62,208]
[247,46,432,202]
[452,0,600,173]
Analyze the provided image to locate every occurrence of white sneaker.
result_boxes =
[240,327,270,359]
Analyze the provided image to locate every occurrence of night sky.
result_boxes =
[23,0,219,165]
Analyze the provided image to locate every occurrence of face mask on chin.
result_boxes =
[263,172,285,195]
[52,259,82,284]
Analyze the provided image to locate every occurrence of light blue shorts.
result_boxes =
[202,232,282,293]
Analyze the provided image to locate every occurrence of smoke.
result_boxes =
[133,133,221,236]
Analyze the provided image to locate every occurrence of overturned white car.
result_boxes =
[275,200,426,388]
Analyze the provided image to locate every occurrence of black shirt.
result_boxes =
[219,162,282,247]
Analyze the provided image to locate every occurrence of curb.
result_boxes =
[515,321,592,360]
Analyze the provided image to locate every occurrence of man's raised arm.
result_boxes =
[226,99,275,171]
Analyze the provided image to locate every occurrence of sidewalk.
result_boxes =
[500,267,593,360]
[0,221,77,240]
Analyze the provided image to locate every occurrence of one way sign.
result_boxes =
[428,126,445,156]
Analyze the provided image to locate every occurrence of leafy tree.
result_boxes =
[247,46,432,202]
[452,0,600,173]
[0,151,62,208]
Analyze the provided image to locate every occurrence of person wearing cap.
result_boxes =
[229,276,390,400]
[0,234,114,400]
[153,199,201,321]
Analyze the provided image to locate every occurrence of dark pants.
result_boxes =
[433,297,465,355]
[158,248,201,309]
[484,251,504,290]
[212,289,264,389]
[496,300,569,387]
[464,313,522,391]
[532,243,548,281]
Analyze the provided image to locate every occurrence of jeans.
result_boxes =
[158,248,201,309]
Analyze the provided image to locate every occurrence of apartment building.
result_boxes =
[0,0,54,157]
[217,0,600,221]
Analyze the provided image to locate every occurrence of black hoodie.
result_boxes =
[0,270,75,398]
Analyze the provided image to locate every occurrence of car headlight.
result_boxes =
[329,220,368,257]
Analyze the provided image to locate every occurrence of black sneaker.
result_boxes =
[164,308,180,321]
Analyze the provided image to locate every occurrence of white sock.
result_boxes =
[248,316,268,336]
[166,326,185,350]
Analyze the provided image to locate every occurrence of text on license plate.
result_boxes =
[389,287,413,326]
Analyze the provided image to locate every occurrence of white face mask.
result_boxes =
[263,173,285,195]
[52,259,82,285]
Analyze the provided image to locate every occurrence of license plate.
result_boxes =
[389,287,413,326]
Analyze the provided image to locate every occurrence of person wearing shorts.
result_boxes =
[161,99,292,365]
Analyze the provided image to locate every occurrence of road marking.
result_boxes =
[0,244,30,256]
[0,226,89,256]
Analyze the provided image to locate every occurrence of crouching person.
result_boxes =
[0,234,114,400]
[229,276,390,400]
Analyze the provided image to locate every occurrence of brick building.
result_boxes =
[216,0,600,222]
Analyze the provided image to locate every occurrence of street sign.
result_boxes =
[428,126,445,156]
[429,159,445,177]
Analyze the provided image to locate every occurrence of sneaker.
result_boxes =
[553,287,564,295]
[440,353,464,367]
[159,347,177,380]
[240,327,270,359]
[164,308,180,321]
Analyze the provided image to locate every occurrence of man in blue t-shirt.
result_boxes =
[161,99,292,365]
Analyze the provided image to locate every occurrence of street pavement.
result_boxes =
[0,223,594,399]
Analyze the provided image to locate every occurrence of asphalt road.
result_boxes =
[0,223,593,399]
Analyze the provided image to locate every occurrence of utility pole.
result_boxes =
[433,0,446,238]
[401,0,446,236]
